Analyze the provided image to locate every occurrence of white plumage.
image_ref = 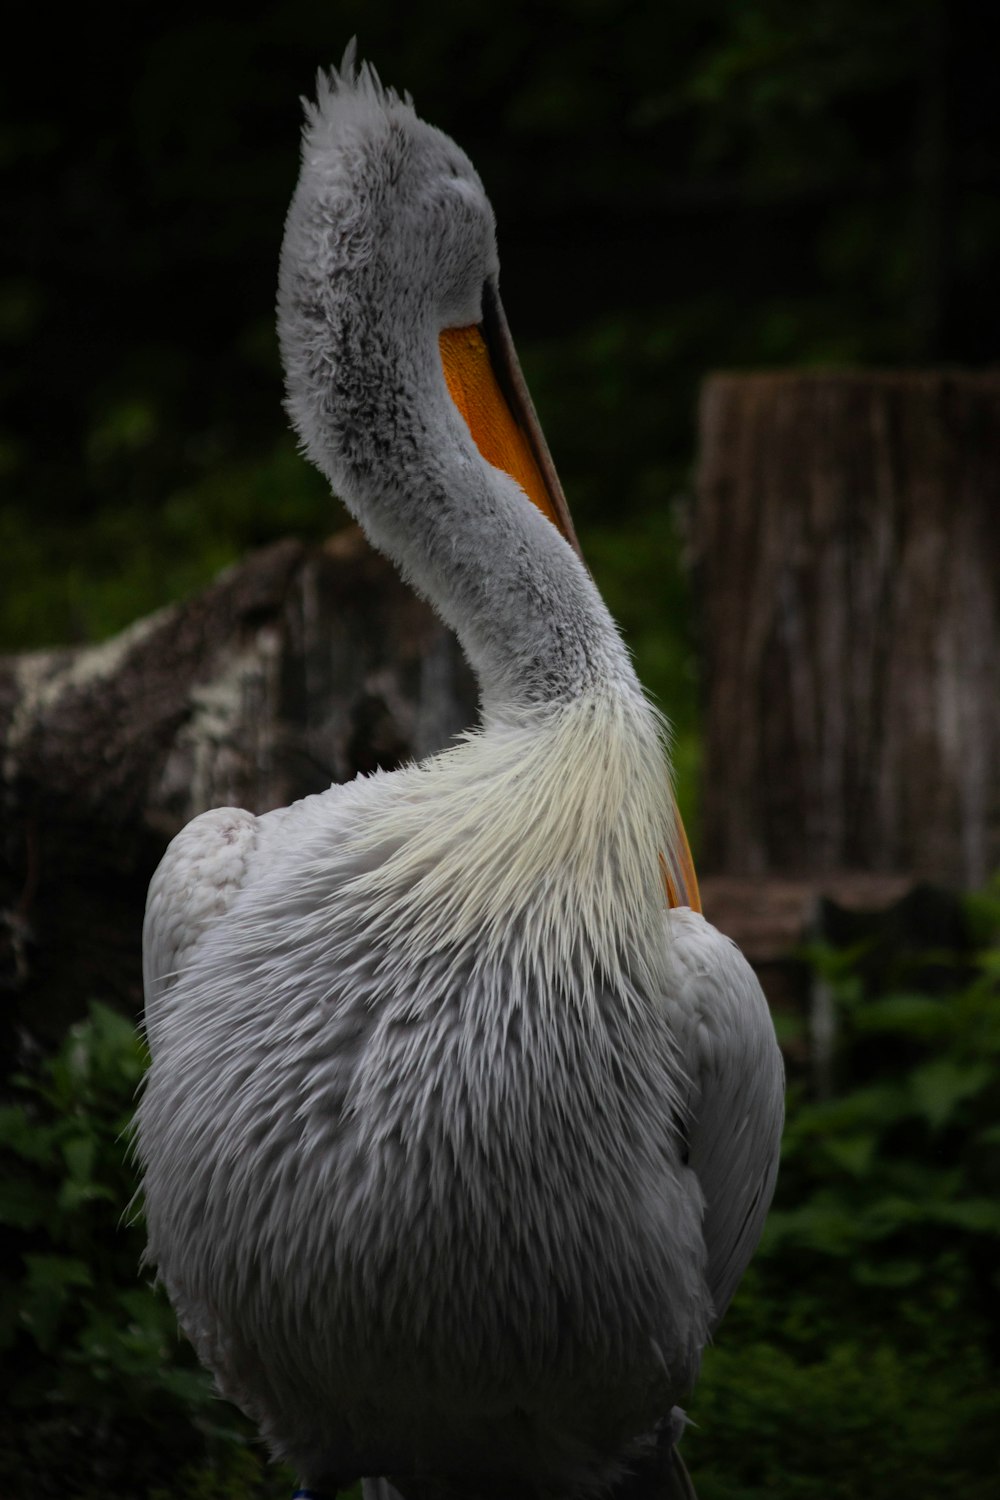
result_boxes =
[136,50,784,1500]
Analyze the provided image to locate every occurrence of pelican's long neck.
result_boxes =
[283,291,637,718]
[280,236,693,977]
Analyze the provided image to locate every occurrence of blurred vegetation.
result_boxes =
[2,889,998,1497]
[687,880,1000,1497]
[2,0,997,824]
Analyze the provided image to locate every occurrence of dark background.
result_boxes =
[4,0,997,660]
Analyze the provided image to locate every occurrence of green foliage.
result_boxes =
[688,1333,1000,1500]
[685,881,1000,1498]
[0,1003,288,1499]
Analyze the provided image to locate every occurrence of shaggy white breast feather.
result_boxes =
[317,688,684,1012]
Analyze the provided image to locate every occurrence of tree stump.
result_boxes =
[696,371,1000,888]
[0,530,475,1049]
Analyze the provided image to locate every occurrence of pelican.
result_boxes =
[136,50,783,1500]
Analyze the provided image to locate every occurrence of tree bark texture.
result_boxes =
[0,530,475,1048]
[696,371,1000,887]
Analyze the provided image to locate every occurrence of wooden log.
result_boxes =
[696,371,1000,888]
[0,530,475,1048]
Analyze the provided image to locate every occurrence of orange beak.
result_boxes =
[439,281,702,914]
[440,281,582,555]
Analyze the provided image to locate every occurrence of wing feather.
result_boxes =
[142,806,258,1022]
[663,908,784,1326]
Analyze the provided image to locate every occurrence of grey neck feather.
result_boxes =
[279,213,637,717]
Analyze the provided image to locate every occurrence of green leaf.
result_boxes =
[61,1132,97,1183]
[19,1254,93,1352]
[909,1059,993,1131]
[0,1176,50,1230]
[57,1177,117,1211]
[852,1257,923,1287]
[0,1104,56,1164]
[852,992,952,1040]
[782,1082,907,1147]
[820,1132,877,1177]
[762,1198,861,1255]
[923,1199,1000,1234]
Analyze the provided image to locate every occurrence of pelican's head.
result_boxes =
[278,45,581,553]
[282,49,496,330]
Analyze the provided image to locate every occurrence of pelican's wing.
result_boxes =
[664,907,785,1327]
[142,806,258,1022]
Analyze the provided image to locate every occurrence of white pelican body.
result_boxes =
[136,55,783,1500]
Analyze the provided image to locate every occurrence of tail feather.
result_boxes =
[356,1443,698,1500]
[362,1482,408,1500]
[666,1445,699,1500]
[354,1407,699,1500]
